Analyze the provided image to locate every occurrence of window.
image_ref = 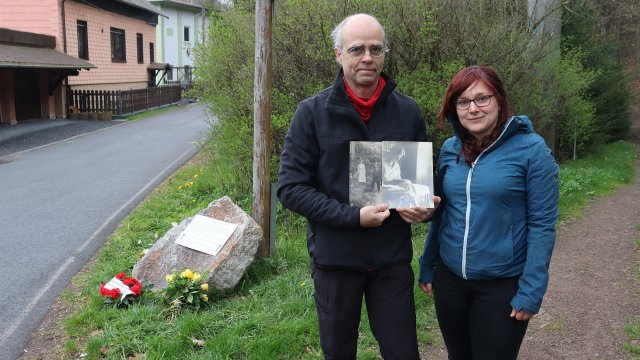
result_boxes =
[149,42,155,63]
[183,26,190,42]
[110,27,126,62]
[77,20,88,60]
[136,33,143,63]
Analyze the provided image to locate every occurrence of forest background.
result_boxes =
[194,0,639,193]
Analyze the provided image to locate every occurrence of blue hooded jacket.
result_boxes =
[419,115,559,313]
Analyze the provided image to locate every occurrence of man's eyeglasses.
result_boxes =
[454,95,494,110]
[343,44,387,59]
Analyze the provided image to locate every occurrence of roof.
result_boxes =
[149,0,228,11]
[0,44,95,70]
[155,0,206,7]
[114,0,164,16]
[147,62,172,70]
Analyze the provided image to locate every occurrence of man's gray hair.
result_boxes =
[330,13,388,49]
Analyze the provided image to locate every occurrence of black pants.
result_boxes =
[434,263,529,360]
[312,263,420,360]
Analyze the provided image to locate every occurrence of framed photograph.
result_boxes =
[349,141,434,209]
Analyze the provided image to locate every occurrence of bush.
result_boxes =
[193,0,629,175]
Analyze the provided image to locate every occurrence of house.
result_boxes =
[0,0,165,123]
[149,0,226,87]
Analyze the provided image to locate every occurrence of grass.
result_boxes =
[126,104,182,121]
[557,140,637,221]
[625,318,640,358]
[50,138,636,359]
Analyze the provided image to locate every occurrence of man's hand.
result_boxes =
[396,196,441,223]
[360,204,391,227]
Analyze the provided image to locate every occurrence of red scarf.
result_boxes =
[344,76,386,123]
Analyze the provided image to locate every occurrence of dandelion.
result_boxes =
[166,274,174,282]
[201,283,209,291]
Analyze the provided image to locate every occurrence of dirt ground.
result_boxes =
[518,104,640,359]
[20,110,640,359]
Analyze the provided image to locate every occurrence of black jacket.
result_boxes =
[277,70,427,270]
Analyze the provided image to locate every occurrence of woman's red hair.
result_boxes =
[438,65,512,165]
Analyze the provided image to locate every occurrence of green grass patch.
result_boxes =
[54,140,636,359]
[126,104,182,121]
[558,141,637,221]
[625,321,640,358]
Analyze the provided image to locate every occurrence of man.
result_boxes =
[278,14,439,359]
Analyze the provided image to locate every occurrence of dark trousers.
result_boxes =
[433,263,529,360]
[312,263,420,360]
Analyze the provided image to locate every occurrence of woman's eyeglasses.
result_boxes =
[454,95,494,110]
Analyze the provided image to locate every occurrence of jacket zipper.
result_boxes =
[460,117,515,279]
[462,162,474,279]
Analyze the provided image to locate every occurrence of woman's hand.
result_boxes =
[510,309,535,321]
[419,282,433,295]
[397,196,441,223]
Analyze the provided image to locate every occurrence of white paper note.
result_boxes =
[104,277,134,301]
[175,214,238,256]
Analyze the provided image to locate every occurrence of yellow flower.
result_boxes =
[192,273,202,282]
[178,185,183,190]
[166,274,174,283]
[201,283,209,292]
[193,174,199,178]
[200,294,208,302]
[180,269,194,279]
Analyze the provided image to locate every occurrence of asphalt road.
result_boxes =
[0,104,212,360]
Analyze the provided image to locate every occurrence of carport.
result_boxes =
[0,28,95,124]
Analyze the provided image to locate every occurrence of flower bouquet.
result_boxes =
[163,268,209,319]
[99,273,143,307]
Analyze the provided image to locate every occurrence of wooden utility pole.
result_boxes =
[252,0,273,257]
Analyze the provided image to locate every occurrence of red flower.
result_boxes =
[99,273,143,305]
[99,283,109,296]
[130,283,142,296]
[100,283,121,299]
[109,288,120,299]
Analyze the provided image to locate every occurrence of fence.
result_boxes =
[69,85,182,116]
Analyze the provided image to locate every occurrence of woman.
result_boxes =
[382,144,419,208]
[419,65,559,360]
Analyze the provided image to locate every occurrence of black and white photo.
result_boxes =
[349,141,434,208]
